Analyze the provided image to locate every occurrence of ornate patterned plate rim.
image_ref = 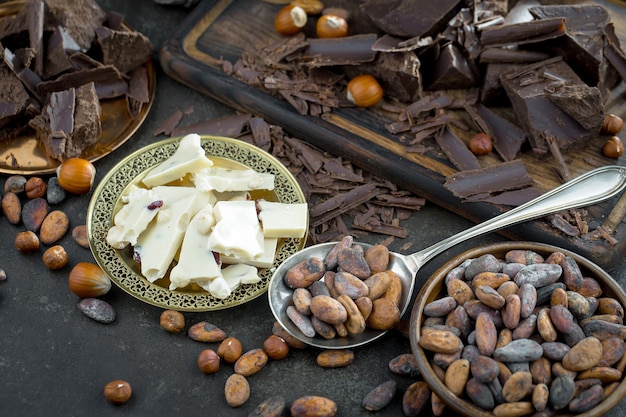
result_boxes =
[86,135,308,312]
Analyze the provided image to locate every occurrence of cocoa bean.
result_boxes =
[472,272,510,290]
[287,305,316,338]
[311,316,336,339]
[599,337,625,367]
[424,296,457,317]
[537,307,558,342]
[502,294,521,330]
[402,381,431,416]
[532,383,549,411]
[284,257,325,288]
[530,357,552,386]
[224,374,250,407]
[517,283,537,318]
[248,396,285,417]
[578,277,603,298]
[4,175,26,193]
[501,371,533,403]
[549,305,575,334]
[382,271,402,306]
[466,378,495,411]
[362,380,396,411]
[431,392,447,416]
[419,327,463,354]
[71,225,89,248]
[497,280,519,299]
[333,271,369,299]
[22,197,49,232]
[364,244,389,274]
[552,362,577,379]
[363,271,391,300]
[366,297,400,330]
[511,314,536,340]
[446,305,472,339]
[493,339,543,362]
[549,375,576,410]
[550,287,569,308]
[316,349,354,368]
[234,348,268,376]
[475,312,497,356]
[559,256,584,291]
[77,298,116,323]
[308,280,330,297]
[2,192,21,224]
[536,282,566,305]
[444,359,470,396]
[475,285,506,310]
[514,263,562,288]
[309,295,347,325]
[388,353,420,377]
[562,337,602,371]
[581,319,626,340]
[471,355,500,383]
[188,321,227,342]
[577,366,623,383]
[337,247,370,279]
[505,249,544,265]
[272,321,308,349]
[492,401,533,417]
[541,342,570,361]
[446,278,475,305]
[569,384,604,413]
[496,328,513,349]
[291,396,337,417]
[465,254,501,279]
[39,210,69,245]
[292,288,312,315]
[323,235,352,270]
[336,294,366,335]
[355,296,372,320]
[567,291,591,319]
[598,297,624,318]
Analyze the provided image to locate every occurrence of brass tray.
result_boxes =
[0,1,156,175]
[86,135,307,312]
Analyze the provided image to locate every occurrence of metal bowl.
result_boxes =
[409,241,626,417]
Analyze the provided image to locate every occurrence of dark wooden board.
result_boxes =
[160,0,626,270]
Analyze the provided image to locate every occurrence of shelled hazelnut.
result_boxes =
[469,132,493,156]
[103,380,132,404]
[274,4,307,36]
[316,14,348,38]
[346,74,383,108]
[601,114,624,135]
[42,245,69,270]
[603,136,624,158]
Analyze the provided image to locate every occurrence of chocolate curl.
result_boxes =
[299,34,378,67]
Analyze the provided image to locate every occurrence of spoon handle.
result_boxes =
[410,165,626,267]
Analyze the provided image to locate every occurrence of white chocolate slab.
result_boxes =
[221,237,278,269]
[207,200,265,259]
[106,187,162,249]
[142,133,214,187]
[257,200,308,238]
[191,167,274,192]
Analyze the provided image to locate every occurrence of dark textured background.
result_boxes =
[1,1,625,416]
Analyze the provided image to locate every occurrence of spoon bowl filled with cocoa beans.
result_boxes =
[268,165,626,349]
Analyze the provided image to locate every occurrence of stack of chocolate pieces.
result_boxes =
[0,0,153,160]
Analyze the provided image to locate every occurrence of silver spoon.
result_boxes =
[268,165,626,349]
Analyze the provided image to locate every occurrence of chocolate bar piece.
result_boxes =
[360,0,463,39]
[472,103,526,162]
[29,87,75,159]
[444,159,534,199]
[37,65,128,99]
[500,57,603,157]
[299,34,377,67]
[95,25,153,74]
[435,125,481,171]
[0,60,30,130]
[480,17,566,47]
[45,0,106,52]
[43,26,78,79]
[423,43,477,90]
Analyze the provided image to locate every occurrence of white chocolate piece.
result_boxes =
[168,204,220,291]
[202,276,232,299]
[142,133,214,187]
[221,237,278,269]
[191,167,274,192]
[257,200,308,238]
[222,263,260,285]
[106,187,162,249]
[135,193,200,283]
[207,200,265,259]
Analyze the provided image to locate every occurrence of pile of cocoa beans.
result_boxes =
[418,248,626,416]
[282,235,404,340]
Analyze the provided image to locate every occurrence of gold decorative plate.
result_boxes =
[87,135,308,311]
[0,2,156,175]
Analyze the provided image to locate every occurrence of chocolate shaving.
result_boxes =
[153,109,183,136]
[298,34,378,67]
[435,125,480,171]
[480,17,566,47]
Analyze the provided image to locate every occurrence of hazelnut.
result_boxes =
[217,336,243,363]
[104,380,132,404]
[56,158,96,195]
[603,136,624,159]
[469,132,493,156]
[346,74,383,108]
[25,177,47,199]
[68,262,111,298]
[601,114,624,135]
[159,309,185,333]
[274,4,307,36]
[263,334,289,360]
[42,245,69,270]
[316,14,349,38]
[14,231,40,254]
[197,349,220,374]
[291,0,324,15]
[4,175,27,194]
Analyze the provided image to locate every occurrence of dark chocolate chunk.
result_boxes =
[547,84,604,134]
[479,17,566,47]
[43,26,77,80]
[95,25,153,74]
[500,57,601,157]
[604,23,626,83]
[480,63,524,106]
[435,125,481,171]
[27,0,44,76]
[422,43,477,90]
[37,65,128,99]
[45,0,106,52]
[444,159,534,199]
[29,87,75,160]
[479,48,550,64]
[299,34,377,67]
[0,60,30,129]
[360,0,463,39]
[67,82,101,158]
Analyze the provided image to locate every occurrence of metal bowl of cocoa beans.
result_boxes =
[410,241,626,417]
